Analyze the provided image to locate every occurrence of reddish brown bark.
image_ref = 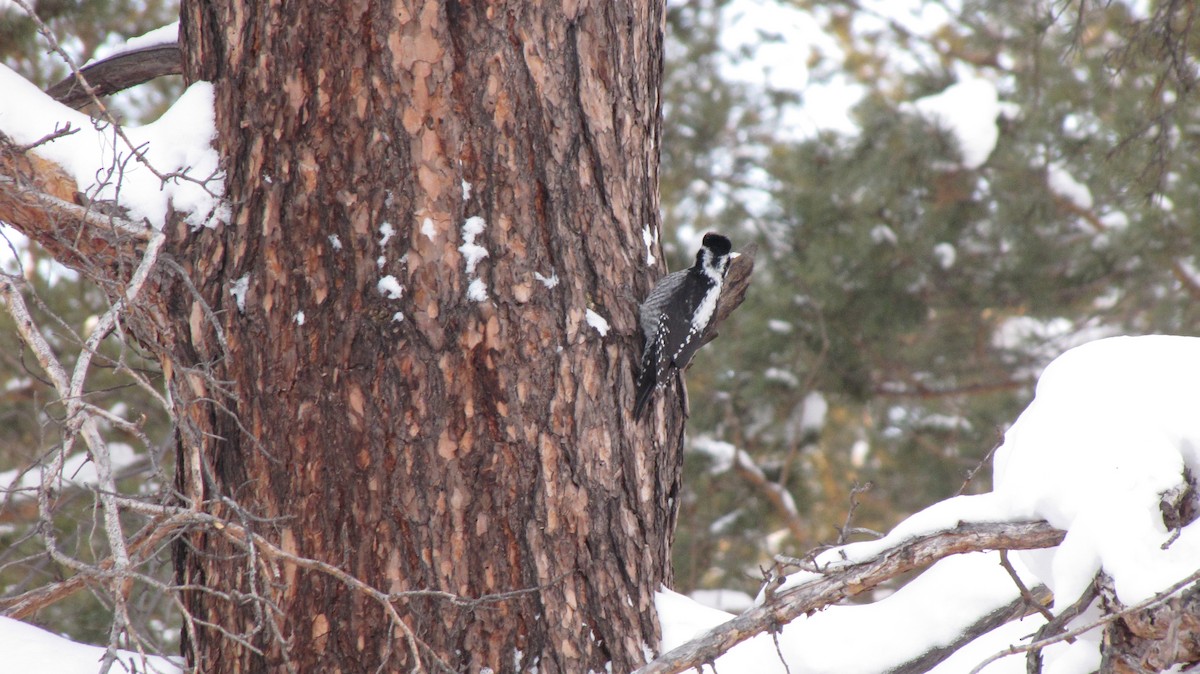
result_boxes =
[168,0,679,672]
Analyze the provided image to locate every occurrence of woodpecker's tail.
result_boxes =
[633,340,661,420]
[633,366,656,420]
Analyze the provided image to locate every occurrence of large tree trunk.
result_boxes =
[167,0,679,672]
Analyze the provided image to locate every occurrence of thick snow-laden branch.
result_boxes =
[639,520,1064,674]
[0,63,223,233]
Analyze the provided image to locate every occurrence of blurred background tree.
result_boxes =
[3,0,1199,634]
[662,0,1200,603]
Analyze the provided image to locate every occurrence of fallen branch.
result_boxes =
[636,520,1066,674]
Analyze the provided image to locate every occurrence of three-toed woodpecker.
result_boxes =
[634,233,733,420]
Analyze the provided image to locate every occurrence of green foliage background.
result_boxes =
[663,0,1200,598]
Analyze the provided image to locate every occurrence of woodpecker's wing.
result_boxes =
[662,285,711,369]
[638,269,689,344]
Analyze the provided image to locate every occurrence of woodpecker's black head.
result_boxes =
[701,233,732,258]
[694,233,733,279]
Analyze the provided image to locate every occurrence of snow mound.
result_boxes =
[994,334,1200,606]
[904,77,1009,169]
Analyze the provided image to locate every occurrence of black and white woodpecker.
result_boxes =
[634,233,733,420]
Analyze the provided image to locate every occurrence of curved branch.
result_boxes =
[45,44,183,110]
[701,242,757,349]
[637,520,1066,674]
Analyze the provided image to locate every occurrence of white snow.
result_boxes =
[933,242,957,269]
[719,0,811,96]
[229,274,250,313]
[692,436,737,474]
[293,311,305,326]
[658,335,1200,674]
[87,22,179,66]
[801,553,1040,672]
[716,0,861,138]
[689,588,755,613]
[994,335,1200,606]
[458,217,488,301]
[421,218,437,242]
[461,179,472,201]
[379,222,395,246]
[990,315,1118,363]
[870,224,898,245]
[928,614,1062,674]
[0,617,180,674]
[1046,162,1094,210]
[642,226,658,266]
[904,78,1006,170]
[797,391,827,434]
[766,319,793,334]
[459,216,489,275]
[376,275,404,300]
[0,443,140,500]
[467,278,489,302]
[585,309,610,337]
[0,65,223,229]
[658,588,789,673]
[763,367,800,387]
[327,234,343,251]
[533,271,559,289]
[849,438,870,467]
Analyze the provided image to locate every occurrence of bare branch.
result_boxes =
[13,123,80,153]
[998,549,1053,623]
[0,139,151,286]
[8,0,213,194]
[967,567,1200,674]
[836,481,873,545]
[1025,577,1097,673]
[729,443,809,544]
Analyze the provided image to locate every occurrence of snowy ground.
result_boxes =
[0,617,180,674]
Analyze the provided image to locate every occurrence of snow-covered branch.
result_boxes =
[639,519,1064,674]
[47,42,182,110]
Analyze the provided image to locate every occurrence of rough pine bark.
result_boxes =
[168,0,682,672]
